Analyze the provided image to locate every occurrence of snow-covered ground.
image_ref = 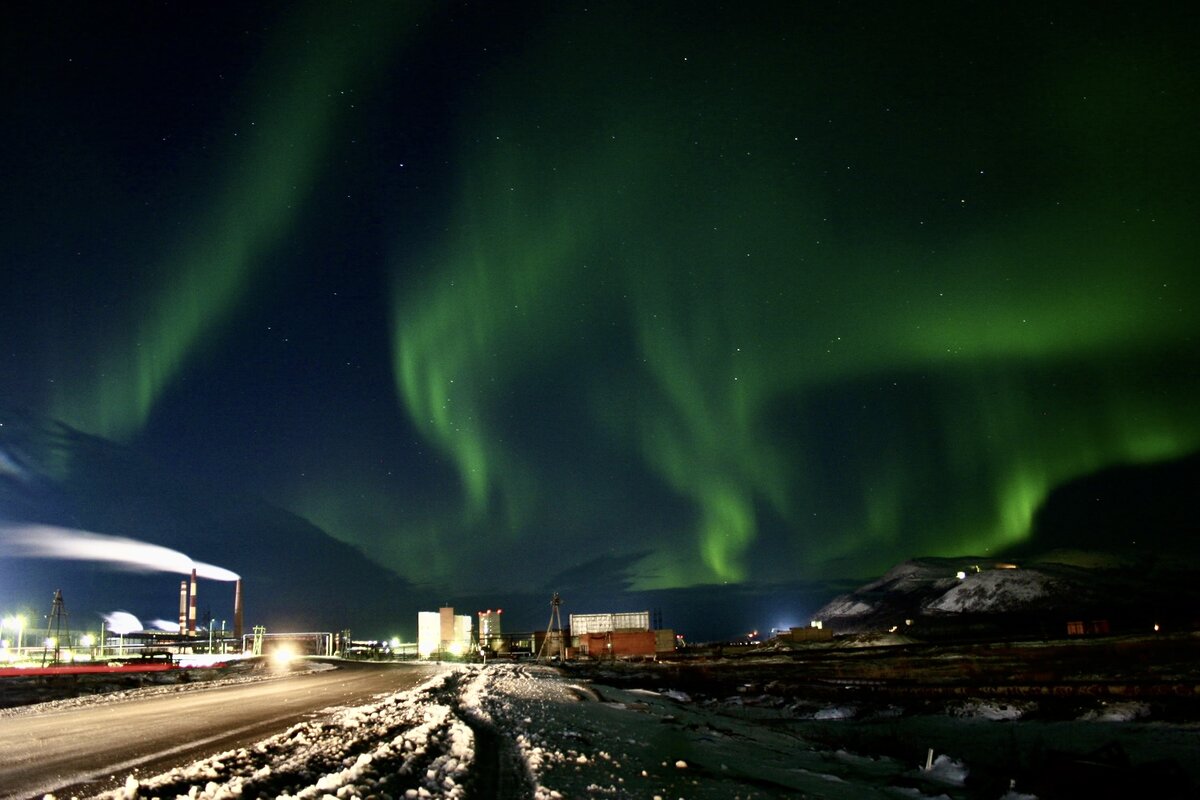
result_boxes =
[49,660,1194,799]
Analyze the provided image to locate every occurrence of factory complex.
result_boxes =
[415,604,677,662]
[2,575,677,669]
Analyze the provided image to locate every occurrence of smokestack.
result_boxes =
[188,568,198,637]
[178,580,188,636]
[233,578,244,643]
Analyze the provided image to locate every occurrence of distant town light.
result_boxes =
[956,571,966,580]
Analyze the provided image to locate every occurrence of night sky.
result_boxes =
[2,3,1198,635]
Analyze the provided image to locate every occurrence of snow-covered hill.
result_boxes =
[813,554,1198,636]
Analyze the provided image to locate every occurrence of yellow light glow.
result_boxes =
[447,642,464,656]
[271,645,297,665]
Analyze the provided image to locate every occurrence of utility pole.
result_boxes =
[536,592,565,663]
[42,590,67,667]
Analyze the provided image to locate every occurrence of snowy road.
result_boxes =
[4,660,1195,799]
[77,662,1014,799]
[0,661,439,800]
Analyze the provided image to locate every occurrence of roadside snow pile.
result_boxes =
[90,669,475,800]
[78,663,1014,799]
[464,663,980,799]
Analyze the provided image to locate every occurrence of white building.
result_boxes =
[417,607,472,658]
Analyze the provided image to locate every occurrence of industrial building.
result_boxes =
[567,611,675,660]
[417,607,473,658]
[478,609,503,651]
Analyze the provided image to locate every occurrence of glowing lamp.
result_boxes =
[271,645,297,665]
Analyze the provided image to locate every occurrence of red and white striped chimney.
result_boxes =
[178,580,188,636]
[188,568,198,637]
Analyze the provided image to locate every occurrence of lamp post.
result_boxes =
[3,616,25,659]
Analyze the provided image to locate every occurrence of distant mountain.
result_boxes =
[814,450,1200,639]
[813,552,1200,638]
[0,406,416,638]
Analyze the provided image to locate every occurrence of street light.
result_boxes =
[2,615,25,658]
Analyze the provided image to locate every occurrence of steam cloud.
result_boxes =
[103,610,143,635]
[0,523,239,581]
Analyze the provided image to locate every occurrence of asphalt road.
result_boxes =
[0,660,441,800]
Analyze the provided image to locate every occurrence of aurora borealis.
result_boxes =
[3,3,1198,635]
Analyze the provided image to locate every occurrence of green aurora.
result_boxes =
[6,4,1197,597]
[44,3,421,440]
[386,7,1200,589]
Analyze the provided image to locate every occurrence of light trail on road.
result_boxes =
[0,661,440,800]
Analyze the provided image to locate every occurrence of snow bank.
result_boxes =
[74,662,1006,799]
[946,699,1035,721]
[1079,701,1151,722]
[89,669,474,800]
[460,664,972,798]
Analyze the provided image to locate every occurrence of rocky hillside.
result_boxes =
[814,553,1199,638]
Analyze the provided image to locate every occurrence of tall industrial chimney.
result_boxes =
[233,578,244,643]
[188,568,198,637]
[178,580,188,636]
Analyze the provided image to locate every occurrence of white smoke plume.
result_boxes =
[0,523,239,581]
[102,610,143,635]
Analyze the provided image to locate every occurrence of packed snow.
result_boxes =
[46,662,1104,800]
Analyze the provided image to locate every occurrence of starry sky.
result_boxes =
[2,2,1198,635]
